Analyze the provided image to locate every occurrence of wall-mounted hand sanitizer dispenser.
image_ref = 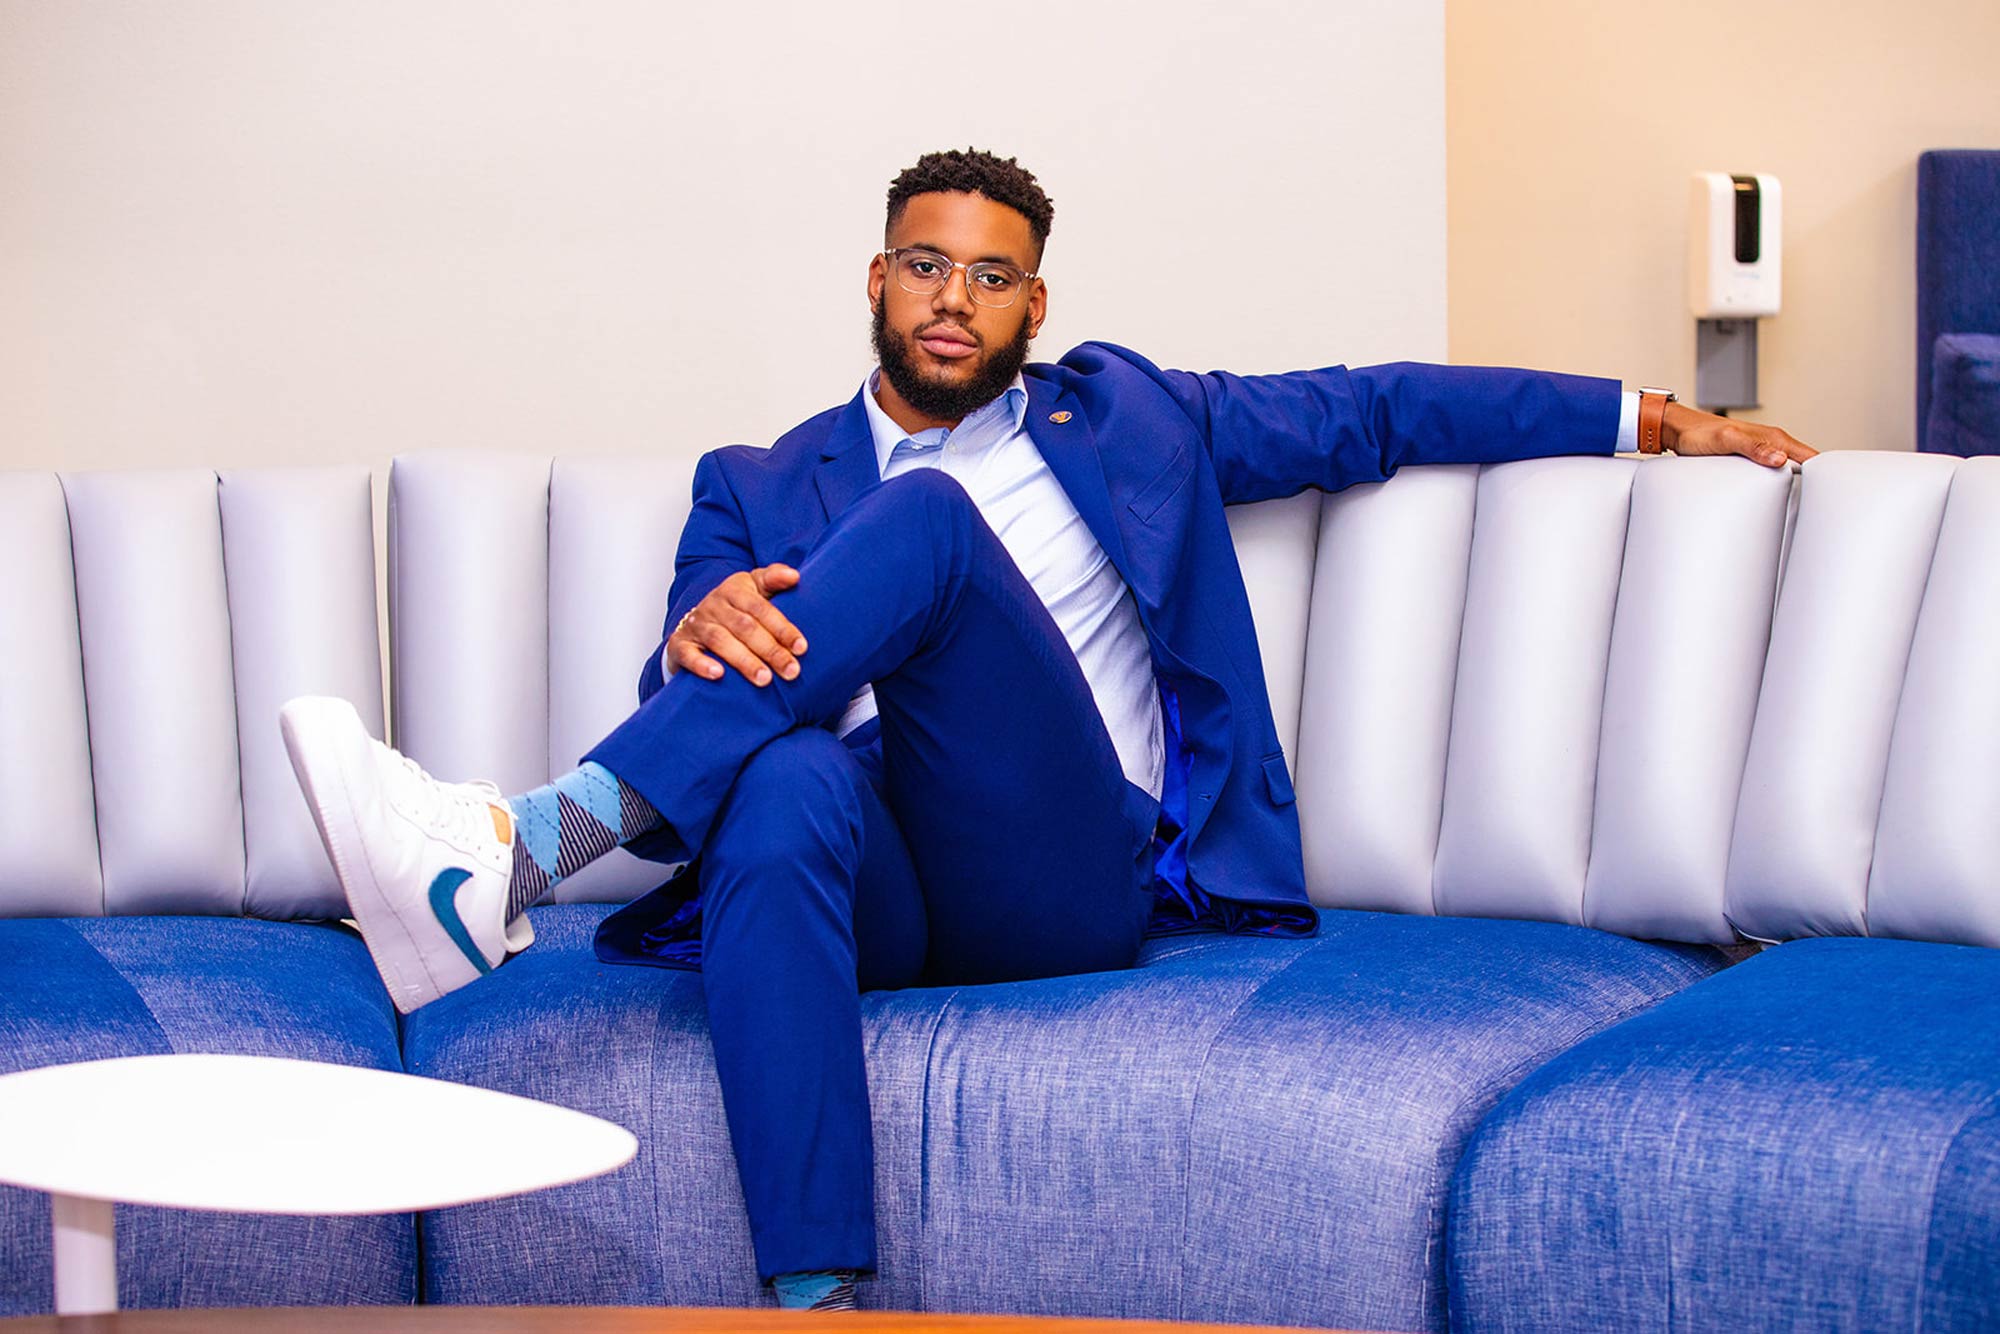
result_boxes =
[1689,172,1781,318]
[1690,172,1780,410]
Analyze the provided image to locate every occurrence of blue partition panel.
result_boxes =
[1917,150,2000,451]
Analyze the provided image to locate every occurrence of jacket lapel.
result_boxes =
[814,391,880,522]
[1023,377,1133,578]
[822,376,1146,601]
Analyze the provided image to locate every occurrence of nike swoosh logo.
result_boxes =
[427,868,493,976]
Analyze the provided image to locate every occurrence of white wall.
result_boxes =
[0,0,1444,477]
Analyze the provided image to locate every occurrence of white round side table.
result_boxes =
[0,1053,638,1316]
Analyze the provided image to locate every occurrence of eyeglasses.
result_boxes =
[881,248,1038,309]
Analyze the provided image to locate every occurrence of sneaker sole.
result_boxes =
[279,697,457,1015]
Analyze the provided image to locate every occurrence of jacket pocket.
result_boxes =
[1262,752,1296,806]
[1128,444,1194,523]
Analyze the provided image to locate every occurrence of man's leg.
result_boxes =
[694,726,926,1289]
[588,470,1157,1287]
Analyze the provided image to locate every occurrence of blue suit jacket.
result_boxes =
[613,342,1618,932]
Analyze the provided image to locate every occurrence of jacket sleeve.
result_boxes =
[637,450,758,704]
[1141,355,1624,505]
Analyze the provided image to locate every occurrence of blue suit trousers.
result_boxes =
[587,468,1162,1280]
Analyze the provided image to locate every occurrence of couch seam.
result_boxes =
[541,457,556,797]
[1715,473,1791,948]
[213,470,253,917]
[1429,468,1480,918]
[1663,1104,1689,1332]
[1174,936,1336,1321]
[1859,466,1958,940]
[1911,1085,2000,1330]
[66,921,183,1304]
[1431,958,1705,1328]
[1578,462,1637,931]
[646,973,669,1304]
[915,985,962,1311]
[55,472,108,917]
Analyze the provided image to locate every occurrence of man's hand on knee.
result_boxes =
[667,565,808,686]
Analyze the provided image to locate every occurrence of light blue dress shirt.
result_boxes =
[857,370,1167,801]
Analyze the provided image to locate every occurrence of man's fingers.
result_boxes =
[718,604,799,680]
[667,566,807,687]
[754,563,801,593]
[666,635,725,682]
[695,620,777,686]
[1673,408,1814,471]
[746,566,808,653]
[1747,427,1814,469]
[1777,429,1819,462]
[741,595,807,659]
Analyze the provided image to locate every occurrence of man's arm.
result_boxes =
[638,452,806,702]
[1135,356,1809,504]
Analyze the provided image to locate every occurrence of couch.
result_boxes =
[3,445,1997,1331]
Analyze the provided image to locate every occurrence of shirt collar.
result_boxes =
[862,367,1029,475]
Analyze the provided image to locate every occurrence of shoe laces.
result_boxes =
[392,751,505,849]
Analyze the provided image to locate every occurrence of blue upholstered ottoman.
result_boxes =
[1448,937,2000,1332]
[405,903,1725,1331]
[0,917,416,1314]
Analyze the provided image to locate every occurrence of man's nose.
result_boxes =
[933,265,976,315]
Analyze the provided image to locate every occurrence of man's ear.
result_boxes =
[867,252,887,312]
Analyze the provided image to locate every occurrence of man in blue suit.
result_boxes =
[280,148,1815,1310]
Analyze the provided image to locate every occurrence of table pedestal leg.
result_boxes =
[51,1193,116,1315]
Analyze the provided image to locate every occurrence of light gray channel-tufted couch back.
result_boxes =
[6,451,2000,953]
[0,468,380,921]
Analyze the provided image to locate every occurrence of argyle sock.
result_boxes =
[504,761,662,921]
[772,1268,860,1311]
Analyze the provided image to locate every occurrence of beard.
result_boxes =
[871,299,1033,423]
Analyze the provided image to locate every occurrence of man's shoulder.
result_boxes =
[1035,340,1167,386]
[1030,341,1186,414]
[774,398,854,449]
[698,399,854,483]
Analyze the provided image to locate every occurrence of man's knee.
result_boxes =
[707,728,869,865]
[852,467,981,539]
[700,729,873,942]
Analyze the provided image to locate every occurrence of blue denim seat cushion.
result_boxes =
[404,903,945,1310]
[1447,936,2000,1333]
[0,916,413,1315]
[408,904,1721,1330]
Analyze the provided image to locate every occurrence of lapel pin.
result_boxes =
[1049,410,1072,424]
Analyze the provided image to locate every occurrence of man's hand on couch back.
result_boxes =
[1664,402,1819,468]
[666,564,809,686]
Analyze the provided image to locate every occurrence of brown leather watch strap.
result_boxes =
[1638,392,1670,455]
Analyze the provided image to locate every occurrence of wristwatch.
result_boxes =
[1637,387,1679,455]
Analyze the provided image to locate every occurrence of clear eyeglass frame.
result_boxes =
[881,248,1038,309]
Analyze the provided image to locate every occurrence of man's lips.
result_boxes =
[917,326,979,360]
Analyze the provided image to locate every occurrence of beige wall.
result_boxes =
[1447,0,2000,453]
[1,1,1446,479]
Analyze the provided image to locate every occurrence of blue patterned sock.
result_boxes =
[504,762,661,921]
[772,1268,860,1311]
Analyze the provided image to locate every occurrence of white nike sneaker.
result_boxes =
[278,696,534,1014]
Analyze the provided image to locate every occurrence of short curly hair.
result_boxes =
[886,148,1054,257]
